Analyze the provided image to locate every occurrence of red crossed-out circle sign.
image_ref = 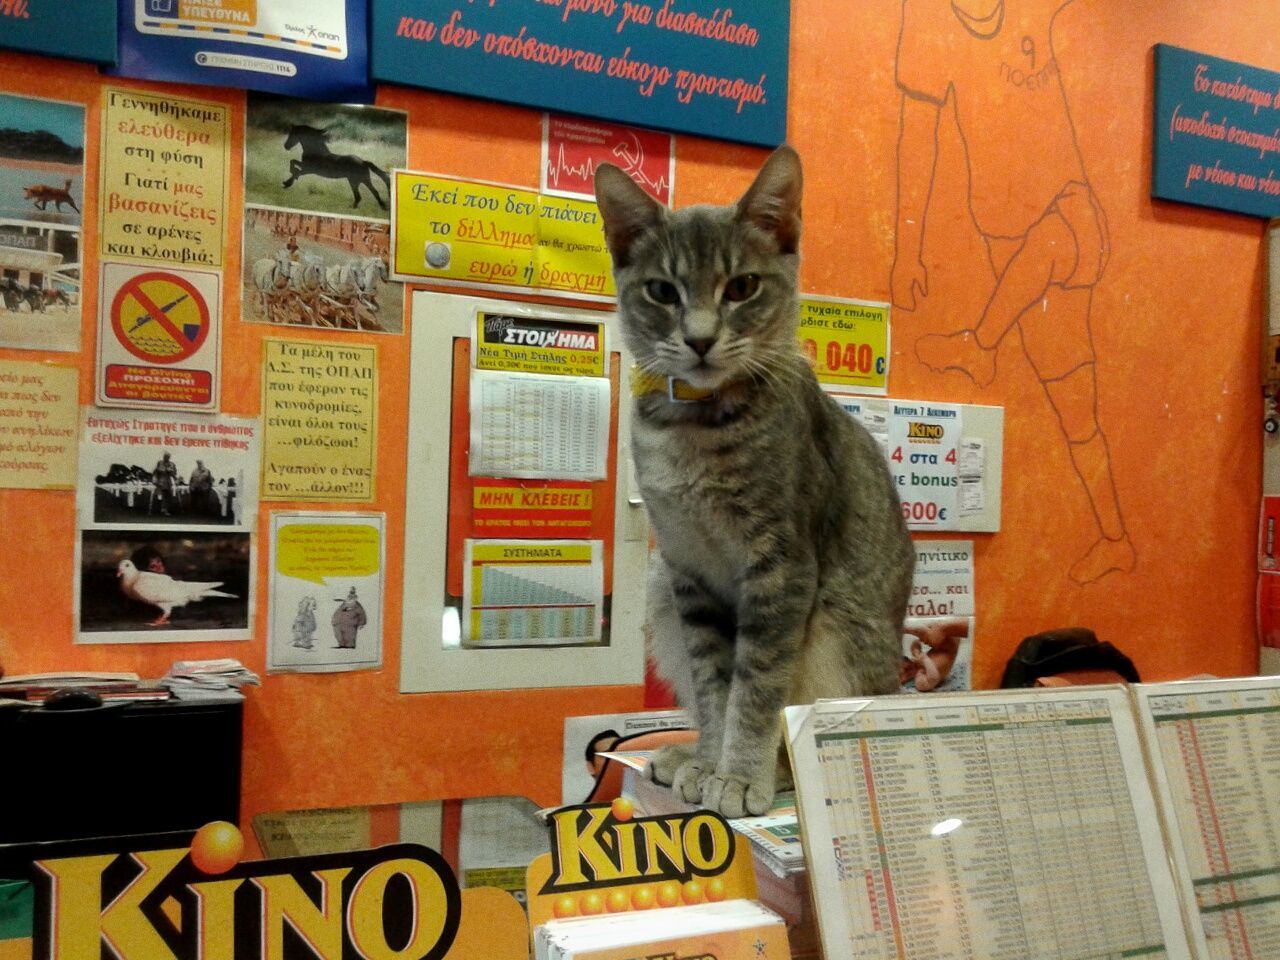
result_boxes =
[110,270,211,365]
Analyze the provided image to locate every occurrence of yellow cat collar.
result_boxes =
[629,365,719,402]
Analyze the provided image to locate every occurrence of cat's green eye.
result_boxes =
[645,279,681,305]
[723,274,761,302]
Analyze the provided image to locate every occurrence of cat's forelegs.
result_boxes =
[703,585,813,818]
[646,562,733,803]
[702,666,794,817]
[653,633,731,803]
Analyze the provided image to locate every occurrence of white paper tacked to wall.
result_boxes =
[462,538,604,647]
[469,369,610,481]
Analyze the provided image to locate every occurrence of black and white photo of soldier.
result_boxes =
[91,450,245,526]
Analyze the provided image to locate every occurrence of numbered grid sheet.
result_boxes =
[785,688,1196,960]
[1135,677,1280,960]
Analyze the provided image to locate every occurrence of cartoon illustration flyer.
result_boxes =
[268,512,385,673]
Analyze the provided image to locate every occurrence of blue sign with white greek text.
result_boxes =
[1153,44,1280,219]
[370,0,789,147]
[0,1,116,65]
[109,0,372,104]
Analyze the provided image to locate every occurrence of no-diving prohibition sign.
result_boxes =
[110,270,210,364]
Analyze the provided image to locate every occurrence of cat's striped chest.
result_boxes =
[632,417,757,588]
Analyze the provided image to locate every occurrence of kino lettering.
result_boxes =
[543,805,734,893]
[32,843,460,960]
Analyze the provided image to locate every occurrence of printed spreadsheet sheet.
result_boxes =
[785,688,1197,960]
[1136,677,1280,960]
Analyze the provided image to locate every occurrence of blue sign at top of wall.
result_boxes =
[0,0,117,65]
[369,0,790,147]
[1153,43,1280,219]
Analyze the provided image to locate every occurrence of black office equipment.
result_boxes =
[0,698,242,846]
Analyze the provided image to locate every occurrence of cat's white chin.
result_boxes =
[678,365,731,390]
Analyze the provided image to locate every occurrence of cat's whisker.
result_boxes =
[749,348,801,388]
[743,355,786,393]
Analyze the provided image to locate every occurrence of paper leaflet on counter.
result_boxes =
[161,658,260,701]
[784,688,1199,960]
[535,901,789,960]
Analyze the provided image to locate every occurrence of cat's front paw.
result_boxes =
[670,758,712,804]
[648,742,714,803]
[647,742,697,787]
[702,772,775,818]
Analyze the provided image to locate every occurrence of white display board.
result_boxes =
[785,688,1196,960]
[1135,677,1280,960]
[400,291,647,692]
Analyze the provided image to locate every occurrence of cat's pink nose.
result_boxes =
[685,337,715,357]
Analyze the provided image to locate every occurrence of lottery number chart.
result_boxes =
[1137,678,1280,960]
[786,690,1196,960]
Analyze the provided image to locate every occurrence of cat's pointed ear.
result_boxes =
[735,145,802,255]
[595,163,664,268]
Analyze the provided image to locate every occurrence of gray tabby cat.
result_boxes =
[594,146,915,818]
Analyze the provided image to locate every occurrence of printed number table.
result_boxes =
[785,688,1195,960]
[1136,678,1280,960]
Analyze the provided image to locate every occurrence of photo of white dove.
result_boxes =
[116,558,237,626]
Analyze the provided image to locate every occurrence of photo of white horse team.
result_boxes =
[243,208,400,333]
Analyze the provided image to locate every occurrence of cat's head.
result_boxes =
[594,146,802,393]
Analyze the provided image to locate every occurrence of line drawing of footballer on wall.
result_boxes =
[891,0,1135,584]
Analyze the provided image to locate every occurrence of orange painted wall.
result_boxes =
[0,1,1267,826]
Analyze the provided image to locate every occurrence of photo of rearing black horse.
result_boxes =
[281,124,391,210]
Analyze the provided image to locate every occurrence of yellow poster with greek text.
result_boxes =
[0,360,77,490]
[392,171,613,300]
[797,294,890,394]
[261,339,377,502]
[100,88,229,270]
[534,194,613,298]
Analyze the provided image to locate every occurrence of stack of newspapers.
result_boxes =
[729,803,818,960]
[535,901,789,960]
[731,803,806,878]
[161,659,260,701]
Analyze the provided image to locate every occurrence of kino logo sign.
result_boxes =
[542,803,735,893]
[30,824,461,960]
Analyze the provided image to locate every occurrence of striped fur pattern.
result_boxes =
[595,147,914,816]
